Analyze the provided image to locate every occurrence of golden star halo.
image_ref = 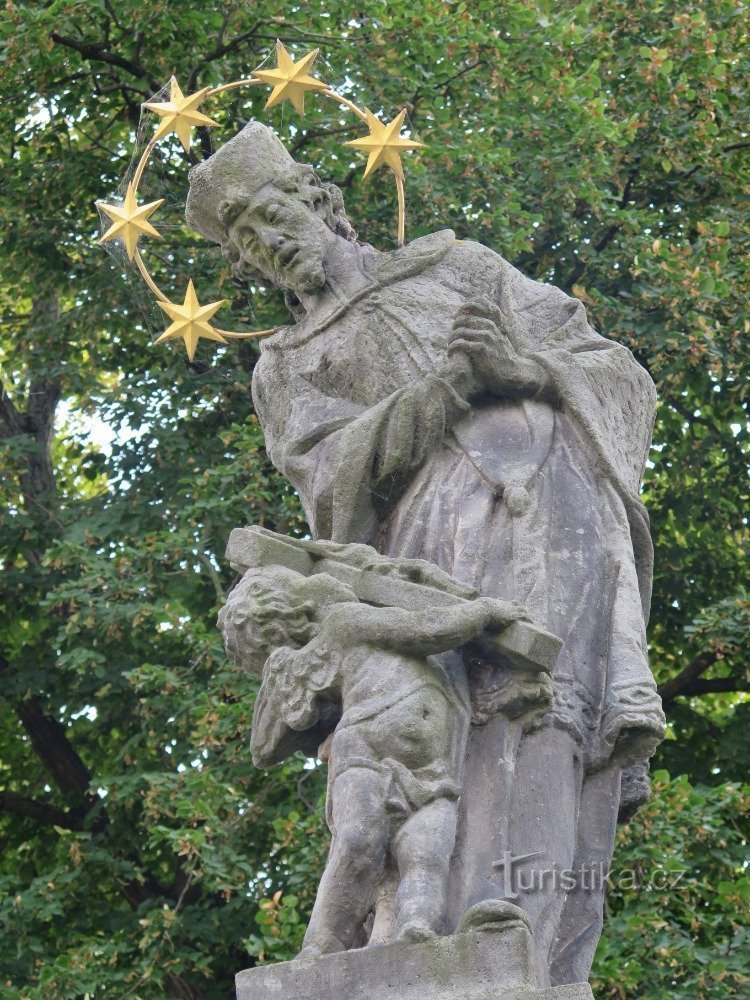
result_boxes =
[143,77,219,152]
[253,40,328,115]
[345,108,425,180]
[97,183,164,260]
[99,45,427,360]
[154,281,227,362]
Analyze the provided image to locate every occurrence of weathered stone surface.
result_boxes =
[219,544,553,954]
[235,920,593,1000]
[225,526,563,675]
[192,120,667,988]
[236,934,593,1000]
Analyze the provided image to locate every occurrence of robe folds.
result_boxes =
[253,229,664,770]
[251,230,665,978]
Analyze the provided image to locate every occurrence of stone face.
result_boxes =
[194,120,667,990]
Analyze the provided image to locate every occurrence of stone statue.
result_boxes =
[219,528,560,964]
[192,122,666,995]
[219,533,543,955]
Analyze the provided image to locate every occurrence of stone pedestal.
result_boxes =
[236,907,594,1000]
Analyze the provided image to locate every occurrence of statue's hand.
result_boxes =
[447,297,543,398]
[476,596,532,631]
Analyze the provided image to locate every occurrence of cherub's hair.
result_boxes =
[218,568,315,674]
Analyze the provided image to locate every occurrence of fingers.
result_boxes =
[453,297,507,328]
[447,333,517,362]
[446,340,488,364]
[453,314,503,333]
[449,326,515,355]
[450,300,512,354]
[448,331,492,355]
[485,599,532,629]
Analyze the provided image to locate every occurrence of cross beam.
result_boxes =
[225,527,562,675]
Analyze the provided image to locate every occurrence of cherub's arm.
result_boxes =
[321,597,528,658]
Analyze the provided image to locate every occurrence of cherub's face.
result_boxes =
[224,182,334,295]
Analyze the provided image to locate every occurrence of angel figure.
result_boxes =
[219,561,529,958]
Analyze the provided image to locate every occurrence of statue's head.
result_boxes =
[218,565,315,676]
[217,564,357,676]
[186,122,357,297]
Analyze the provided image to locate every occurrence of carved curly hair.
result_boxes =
[217,567,316,677]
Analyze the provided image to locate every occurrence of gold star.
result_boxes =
[253,40,328,114]
[143,77,218,152]
[345,108,424,181]
[97,182,164,260]
[154,281,228,361]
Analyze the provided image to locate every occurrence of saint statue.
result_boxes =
[187,122,665,988]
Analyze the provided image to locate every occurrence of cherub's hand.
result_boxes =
[476,596,532,631]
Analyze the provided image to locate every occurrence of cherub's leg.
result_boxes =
[393,797,458,942]
[300,766,389,958]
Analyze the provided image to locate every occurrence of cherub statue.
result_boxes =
[219,557,531,958]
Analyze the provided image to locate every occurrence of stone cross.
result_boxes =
[225,526,562,676]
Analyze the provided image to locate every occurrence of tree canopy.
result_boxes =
[0,2,747,997]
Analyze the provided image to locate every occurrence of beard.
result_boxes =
[242,244,327,295]
[289,255,327,293]
[232,222,333,297]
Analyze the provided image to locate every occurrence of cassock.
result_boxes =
[251,229,665,985]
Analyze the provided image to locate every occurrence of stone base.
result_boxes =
[236,910,593,1000]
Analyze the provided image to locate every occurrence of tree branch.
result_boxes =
[0,791,86,830]
[102,0,125,34]
[658,649,719,702]
[49,32,160,91]
[187,20,262,89]
[657,649,748,704]
[668,677,748,699]
[1,681,202,999]
[2,297,62,509]
[0,380,22,437]
[667,394,748,475]
[197,524,226,603]
[561,168,638,290]
[290,121,360,155]
[15,697,101,806]
[438,59,486,95]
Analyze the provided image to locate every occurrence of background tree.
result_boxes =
[0,2,747,997]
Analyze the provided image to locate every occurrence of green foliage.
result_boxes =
[0,1,747,996]
[593,773,749,999]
